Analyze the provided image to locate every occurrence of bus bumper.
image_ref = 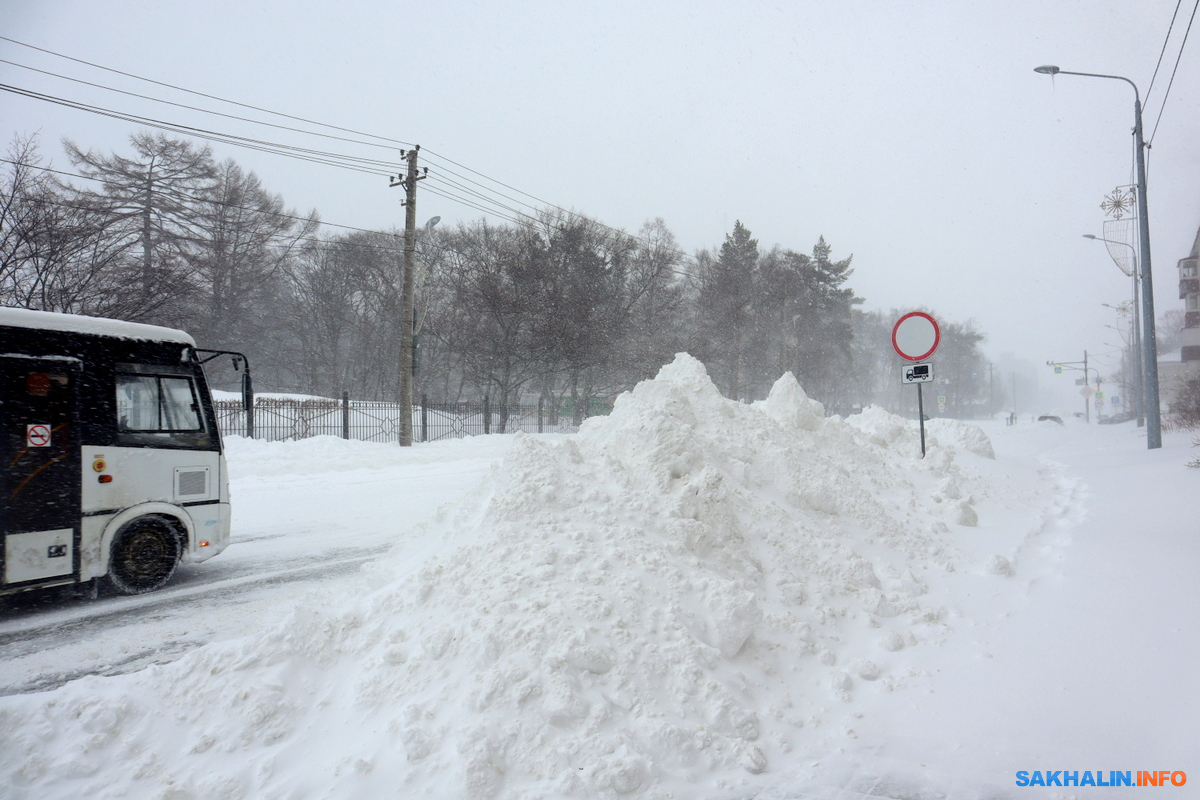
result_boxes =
[183,501,230,563]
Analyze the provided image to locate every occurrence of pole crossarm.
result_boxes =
[1045,360,1101,379]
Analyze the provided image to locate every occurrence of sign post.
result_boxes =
[892,312,941,457]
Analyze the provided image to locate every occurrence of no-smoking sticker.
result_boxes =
[26,424,51,448]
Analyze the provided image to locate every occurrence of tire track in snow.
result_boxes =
[0,549,385,696]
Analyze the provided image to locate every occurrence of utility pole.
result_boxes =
[1032,65,1161,448]
[1084,349,1090,424]
[390,146,425,446]
[989,363,994,415]
[1131,99,1162,447]
[1046,351,1096,423]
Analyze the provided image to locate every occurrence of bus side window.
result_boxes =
[117,374,160,431]
[116,371,210,447]
[160,377,201,430]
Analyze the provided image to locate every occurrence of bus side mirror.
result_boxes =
[241,370,253,411]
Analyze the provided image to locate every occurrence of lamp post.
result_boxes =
[1086,234,1143,426]
[1035,65,1162,449]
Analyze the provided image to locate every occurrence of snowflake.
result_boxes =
[1100,188,1135,219]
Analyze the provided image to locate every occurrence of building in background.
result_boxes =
[1159,223,1200,406]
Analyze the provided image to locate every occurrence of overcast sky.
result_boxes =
[3,0,1199,411]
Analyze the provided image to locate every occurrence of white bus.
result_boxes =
[1,308,246,597]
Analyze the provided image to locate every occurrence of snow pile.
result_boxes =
[846,404,995,460]
[925,418,995,459]
[842,404,916,452]
[0,355,1003,800]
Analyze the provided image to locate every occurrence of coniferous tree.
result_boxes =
[695,220,758,399]
[792,236,859,406]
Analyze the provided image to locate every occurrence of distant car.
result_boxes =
[1098,410,1136,425]
[1037,415,1064,425]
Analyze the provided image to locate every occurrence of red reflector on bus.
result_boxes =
[199,540,210,547]
[98,475,113,483]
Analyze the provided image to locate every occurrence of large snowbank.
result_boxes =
[2,355,1017,800]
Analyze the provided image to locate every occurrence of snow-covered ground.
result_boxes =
[1,355,1196,799]
[0,435,519,695]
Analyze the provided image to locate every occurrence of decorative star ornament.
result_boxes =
[1100,188,1135,220]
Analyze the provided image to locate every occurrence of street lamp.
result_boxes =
[1086,234,1144,426]
[413,216,441,337]
[1036,65,1162,449]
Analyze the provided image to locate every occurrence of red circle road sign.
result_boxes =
[892,312,941,361]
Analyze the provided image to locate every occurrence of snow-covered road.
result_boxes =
[0,435,519,696]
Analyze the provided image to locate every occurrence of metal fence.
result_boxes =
[213,394,612,443]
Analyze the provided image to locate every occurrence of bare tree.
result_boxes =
[188,159,317,364]
[0,134,150,318]
[528,211,633,420]
[435,221,545,422]
[0,134,46,286]
[64,132,216,325]
[618,218,686,382]
[282,230,406,399]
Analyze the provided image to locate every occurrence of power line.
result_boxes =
[0,36,681,257]
[0,57,412,159]
[0,83,397,175]
[1145,0,1184,104]
[0,37,707,270]
[1149,0,1199,144]
[1,79,598,247]
[0,37,550,221]
[426,174,534,222]
[0,42,724,282]
[4,156,694,281]
[0,157,401,243]
[1,159,577,271]
[422,148,575,220]
[0,35,417,150]
[421,183,530,227]
[421,157,551,216]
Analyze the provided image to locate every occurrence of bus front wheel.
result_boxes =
[105,517,182,595]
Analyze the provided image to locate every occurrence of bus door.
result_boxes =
[0,356,82,590]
